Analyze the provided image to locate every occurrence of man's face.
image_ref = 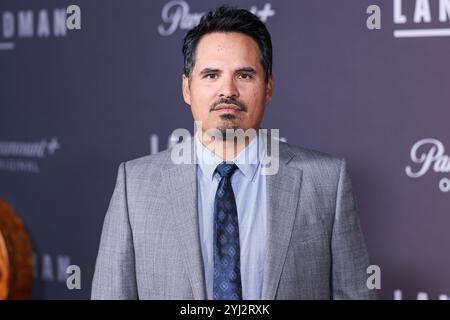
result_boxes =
[182,32,273,137]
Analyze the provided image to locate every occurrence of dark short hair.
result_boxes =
[182,5,272,84]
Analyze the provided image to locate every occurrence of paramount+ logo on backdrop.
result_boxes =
[0,4,81,51]
[405,138,450,193]
[157,0,275,36]
[0,137,61,174]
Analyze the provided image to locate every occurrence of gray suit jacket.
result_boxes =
[91,138,377,299]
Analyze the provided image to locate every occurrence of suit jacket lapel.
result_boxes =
[164,139,206,299]
[261,142,303,299]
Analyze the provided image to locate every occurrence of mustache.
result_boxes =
[209,97,247,112]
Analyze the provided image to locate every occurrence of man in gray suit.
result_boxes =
[92,6,376,300]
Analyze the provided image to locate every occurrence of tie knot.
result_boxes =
[215,162,238,179]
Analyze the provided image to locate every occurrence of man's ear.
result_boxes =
[182,74,191,106]
[265,75,274,103]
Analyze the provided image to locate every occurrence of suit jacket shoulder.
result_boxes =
[280,141,345,187]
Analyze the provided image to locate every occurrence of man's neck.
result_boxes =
[197,130,258,161]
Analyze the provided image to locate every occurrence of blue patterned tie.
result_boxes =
[213,162,242,300]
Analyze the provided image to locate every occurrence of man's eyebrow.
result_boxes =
[199,67,258,76]
[236,67,257,74]
[199,68,221,75]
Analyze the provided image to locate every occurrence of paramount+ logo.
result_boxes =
[0,5,81,51]
[405,138,450,193]
[157,0,275,36]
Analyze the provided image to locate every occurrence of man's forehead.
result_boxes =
[195,32,260,56]
[194,32,261,71]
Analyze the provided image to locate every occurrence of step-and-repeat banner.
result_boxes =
[1,0,449,299]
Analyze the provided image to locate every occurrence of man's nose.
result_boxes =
[218,76,239,99]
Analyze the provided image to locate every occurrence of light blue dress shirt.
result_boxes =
[195,133,267,300]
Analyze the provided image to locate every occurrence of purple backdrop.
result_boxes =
[1,0,449,299]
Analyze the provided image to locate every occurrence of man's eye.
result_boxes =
[238,73,253,80]
[204,74,218,79]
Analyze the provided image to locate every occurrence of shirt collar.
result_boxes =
[195,132,264,182]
